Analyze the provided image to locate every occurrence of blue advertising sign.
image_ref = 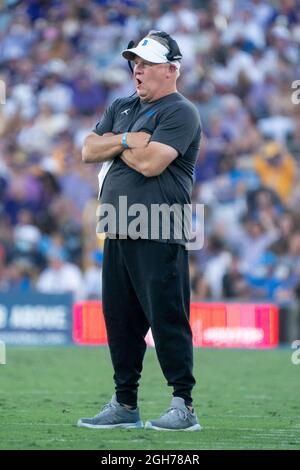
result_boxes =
[0,291,73,345]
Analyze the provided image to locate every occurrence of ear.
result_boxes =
[166,64,177,79]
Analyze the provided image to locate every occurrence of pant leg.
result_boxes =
[121,239,196,405]
[102,237,149,407]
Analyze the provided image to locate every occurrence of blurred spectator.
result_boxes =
[0,0,300,305]
[36,246,84,300]
[245,251,298,304]
[225,214,279,272]
[5,258,37,291]
[222,254,250,299]
[222,7,265,50]
[38,72,73,113]
[13,208,44,268]
[191,272,211,300]
[203,235,232,299]
[253,141,296,203]
[83,250,103,299]
[71,73,106,115]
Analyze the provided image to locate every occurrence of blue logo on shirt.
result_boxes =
[142,39,148,46]
[146,109,155,117]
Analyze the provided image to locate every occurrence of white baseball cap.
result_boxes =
[122,37,181,69]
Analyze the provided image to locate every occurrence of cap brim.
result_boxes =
[122,47,164,63]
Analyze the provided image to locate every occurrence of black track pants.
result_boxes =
[102,237,196,408]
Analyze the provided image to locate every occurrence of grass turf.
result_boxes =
[0,346,299,450]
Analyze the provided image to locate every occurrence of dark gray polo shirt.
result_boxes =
[94,92,201,245]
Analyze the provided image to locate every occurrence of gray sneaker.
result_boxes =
[77,394,143,429]
[145,397,201,431]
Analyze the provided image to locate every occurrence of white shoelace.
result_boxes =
[95,402,115,417]
[162,407,189,421]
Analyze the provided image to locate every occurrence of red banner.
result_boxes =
[73,301,279,348]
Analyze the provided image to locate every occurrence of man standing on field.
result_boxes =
[78,30,202,431]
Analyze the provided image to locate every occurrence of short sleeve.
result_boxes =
[93,100,118,135]
[150,104,200,156]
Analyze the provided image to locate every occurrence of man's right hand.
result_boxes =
[126,132,151,149]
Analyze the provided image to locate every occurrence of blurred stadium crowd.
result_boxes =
[0,0,300,305]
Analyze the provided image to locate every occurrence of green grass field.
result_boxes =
[0,346,299,450]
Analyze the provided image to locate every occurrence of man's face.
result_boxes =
[133,56,174,102]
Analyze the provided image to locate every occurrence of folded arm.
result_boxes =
[120,141,178,177]
[82,132,151,164]
[82,133,123,163]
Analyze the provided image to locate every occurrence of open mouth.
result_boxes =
[136,78,142,87]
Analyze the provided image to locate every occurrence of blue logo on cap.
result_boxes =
[142,39,148,46]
